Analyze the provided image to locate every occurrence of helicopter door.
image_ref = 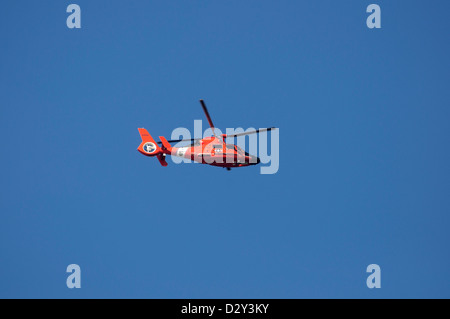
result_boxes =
[225,144,237,163]
[212,144,224,163]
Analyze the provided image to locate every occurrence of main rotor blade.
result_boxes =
[199,99,215,131]
[226,127,277,138]
[156,127,277,144]
[156,137,202,145]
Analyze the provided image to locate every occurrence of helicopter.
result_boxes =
[137,99,276,170]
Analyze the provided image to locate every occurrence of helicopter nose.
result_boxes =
[250,156,260,164]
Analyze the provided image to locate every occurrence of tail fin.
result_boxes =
[137,128,162,157]
[158,136,173,152]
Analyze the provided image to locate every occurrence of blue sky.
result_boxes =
[1,0,449,298]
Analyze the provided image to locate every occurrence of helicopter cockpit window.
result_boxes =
[226,144,235,150]
[213,144,222,149]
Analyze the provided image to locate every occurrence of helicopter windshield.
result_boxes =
[235,145,245,154]
[225,144,245,154]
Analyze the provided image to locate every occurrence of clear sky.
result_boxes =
[1,0,449,298]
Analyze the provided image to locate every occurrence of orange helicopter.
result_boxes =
[137,99,276,170]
